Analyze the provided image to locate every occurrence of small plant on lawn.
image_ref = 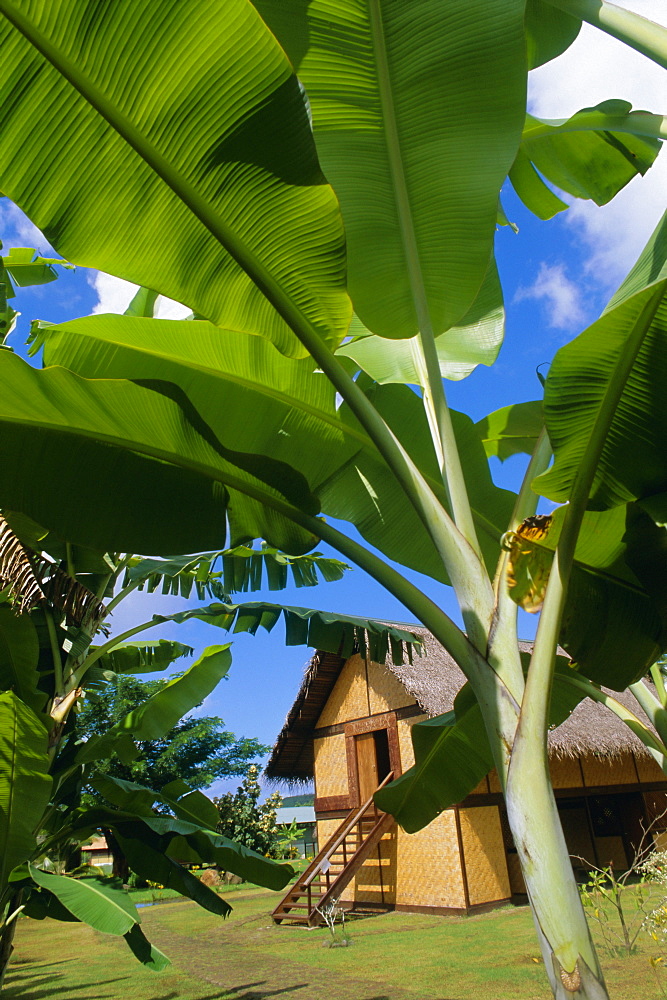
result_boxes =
[578,838,667,958]
[316,897,350,948]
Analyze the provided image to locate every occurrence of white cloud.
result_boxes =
[89,270,192,319]
[89,272,139,314]
[514,262,586,329]
[155,294,192,321]
[528,2,667,288]
[0,200,55,253]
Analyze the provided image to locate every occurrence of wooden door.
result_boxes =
[355,733,379,804]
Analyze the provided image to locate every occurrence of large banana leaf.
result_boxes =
[511,101,663,219]
[30,315,351,497]
[0,604,45,711]
[27,865,170,969]
[535,279,667,511]
[336,261,505,382]
[0,350,322,555]
[93,639,194,676]
[606,208,667,311]
[148,601,422,666]
[92,774,219,832]
[2,246,71,291]
[375,705,493,833]
[27,314,513,580]
[75,645,231,764]
[0,693,51,893]
[72,805,293,893]
[112,827,231,917]
[28,865,138,936]
[0,0,349,358]
[524,0,581,68]
[255,0,526,340]
[125,545,349,601]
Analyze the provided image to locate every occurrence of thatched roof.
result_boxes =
[267,626,658,781]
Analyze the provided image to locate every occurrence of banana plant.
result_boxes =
[0,1,666,997]
[0,507,420,982]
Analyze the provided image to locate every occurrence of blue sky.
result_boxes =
[3,1,667,797]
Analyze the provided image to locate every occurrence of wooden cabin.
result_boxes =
[267,629,667,925]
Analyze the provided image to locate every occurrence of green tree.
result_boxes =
[78,674,270,793]
[0,3,667,998]
[214,766,282,859]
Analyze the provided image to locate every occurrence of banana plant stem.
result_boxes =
[104,578,141,616]
[418,328,483,559]
[72,619,161,686]
[44,610,64,700]
[487,428,553,699]
[546,0,667,69]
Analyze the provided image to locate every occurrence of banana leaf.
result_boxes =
[0,0,350,358]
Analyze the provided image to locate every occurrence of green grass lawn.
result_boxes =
[5,886,667,1000]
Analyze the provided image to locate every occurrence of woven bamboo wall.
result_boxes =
[581,753,639,787]
[317,655,369,728]
[595,836,628,869]
[314,734,349,797]
[644,790,667,828]
[395,810,466,908]
[397,715,427,773]
[559,804,596,866]
[459,806,510,905]
[636,754,667,783]
[367,659,416,715]
[550,757,584,788]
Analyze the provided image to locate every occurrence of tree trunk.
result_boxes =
[505,753,609,999]
[104,828,130,883]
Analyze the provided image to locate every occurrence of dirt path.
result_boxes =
[151,920,428,1000]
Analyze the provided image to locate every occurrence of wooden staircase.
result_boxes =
[272,772,395,926]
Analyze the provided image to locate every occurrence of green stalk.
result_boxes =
[546,0,667,69]
[482,428,554,713]
[44,610,63,700]
[104,578,141,616]
[563,674,667,767]
[419,334,483,558]
[629,678,667,748]
[650,662,667,705]
[72,619,160,685]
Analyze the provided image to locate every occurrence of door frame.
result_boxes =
[345,711,402,807]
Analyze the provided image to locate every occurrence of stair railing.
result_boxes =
[302,770,394,889]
